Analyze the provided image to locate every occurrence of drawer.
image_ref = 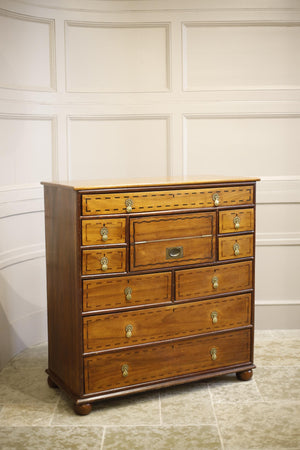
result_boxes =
[82,248,126,275]
[219,208,254,234]
[82,185,254,215]
[84,328,251,393]
[218,234,254,261]
[82,272,172,312]
[176,261,253,301]
[83,293,251,352]
[130,212,216,243]
[82,218,126,246]
[130,236,216,271]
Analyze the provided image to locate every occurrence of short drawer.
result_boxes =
[218,234,254,261]
[82,218,126,246]
[176,260,253,301]
[83,293,251,352]
[82,248,126,275]
[84,328,251,393]
[219,208,254,234]
[130,236,216,271]
[82,272,172,312]
[82,185,254,215]
[130,212,216,243]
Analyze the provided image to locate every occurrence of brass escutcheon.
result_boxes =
[233,242,240,256]
[212,193,220,206]
[100,226,108,242]
[211,311,218,324]
[121,364,129,377]
[166,246,183,259]
[124,287,132,301]
[210,348,217,361]
[125,198,133,213]
[100,256,108,271]
[233,216,240,230]
[212,276,219,289]
[125,324,133,338]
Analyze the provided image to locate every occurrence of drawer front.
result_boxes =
[82,272,172,312]
[82,218,126,246]
[176,261,253,301]
[130,237,216,271]
[84,329,251,393]
[82,248,126,275]
[130,212,216,243]
[219,208,254,234]
[82,186,254,215]
[218,234,254,261]
[83,293,251,352]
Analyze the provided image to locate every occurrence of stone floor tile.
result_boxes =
[0,403,56,426]
[0,426,103,449]
[254,336,300,367]
[160,382,216,425]
[51,391,160,426]
[255,366,300,401]
[0,367,60,405]
[208,373,263,403]
[7,343,48,370]
[103,425,221,450]
[215,401,300,449]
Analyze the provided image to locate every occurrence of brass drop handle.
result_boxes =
[124,287,132,301]
[121,364,129,377]
[100,256,108,271]
[233,242,240,256]
[125,324,133,338]
[212,193,220,206]
[211,311,218,324]
[212,276,219,289]
[210,348,217,361]
[233,216,240,230]
[125,198,133,213]
[100,226,108,242]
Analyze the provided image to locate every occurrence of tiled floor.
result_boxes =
[0,330,299,449]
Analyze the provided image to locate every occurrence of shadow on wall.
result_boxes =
[0,260,48,370]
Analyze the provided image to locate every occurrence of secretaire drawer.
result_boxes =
[82,248,126,275]
[82,272,172,312]
[82,218,126,246]
[82,185,254,215]
[130,236,216,271]
[219,208,254,234]
[176,261,253,301]
[83,293,251,352]
[218,234,254,261]
[84,329,251,393]
[130,212,216,243]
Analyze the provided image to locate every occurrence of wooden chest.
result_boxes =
[42,176,259,415]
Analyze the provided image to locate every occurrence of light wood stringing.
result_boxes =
[218,234,254,261]
[82,218,126,245]
[219,208,254,234]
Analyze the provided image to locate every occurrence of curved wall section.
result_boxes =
[1,0,300,368]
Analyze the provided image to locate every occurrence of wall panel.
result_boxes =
[68,116,170,179]
[183,22,300,91]
[0,9,55,91]
[65,22,170,92]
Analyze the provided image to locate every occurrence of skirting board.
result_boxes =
[255,302,300,329]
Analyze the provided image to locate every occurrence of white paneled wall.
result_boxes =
[0,0,299,368]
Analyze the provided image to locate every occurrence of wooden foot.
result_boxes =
[47,376,58,389]
[74,403,92,416]
[236,369,253,381]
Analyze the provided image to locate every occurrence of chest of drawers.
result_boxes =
[42,176,259,415]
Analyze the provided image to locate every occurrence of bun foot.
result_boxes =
[47,376,58,388]
[236,369,253,381]
[74,403,92,415]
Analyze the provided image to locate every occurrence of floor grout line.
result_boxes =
[100,426,106,450]
[208,384,225,450]
[158,392,162,425]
